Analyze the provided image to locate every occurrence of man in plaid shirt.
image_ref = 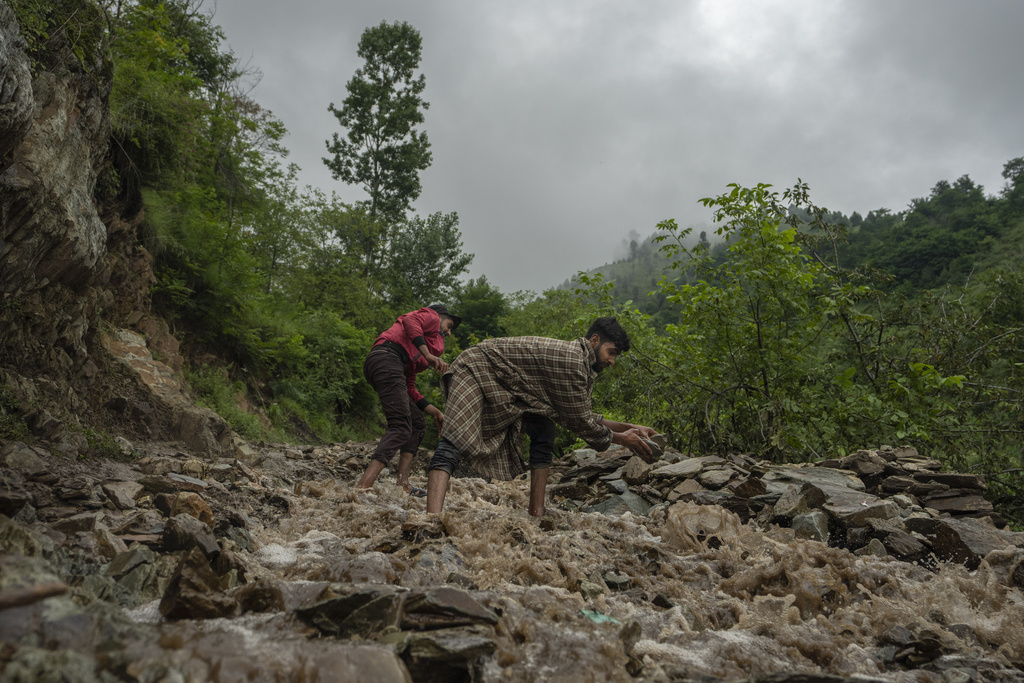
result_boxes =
[425,317,657,516]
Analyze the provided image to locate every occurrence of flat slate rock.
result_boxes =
[761,466,866,495]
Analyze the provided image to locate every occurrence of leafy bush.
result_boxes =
[186,365,270,441]
[0,386,29,441]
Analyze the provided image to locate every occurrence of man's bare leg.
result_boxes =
[426,469,451,513]
[356,460,387,489]
[528,467,549,517]
[394,451,415,492]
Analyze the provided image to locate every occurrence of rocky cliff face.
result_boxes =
[0,2,233,458]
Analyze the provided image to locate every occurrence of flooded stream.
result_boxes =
[3,441,1023,682]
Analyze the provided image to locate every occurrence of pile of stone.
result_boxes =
[550,443,1024,572]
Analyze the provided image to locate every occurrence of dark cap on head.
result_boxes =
[428,304,462,330]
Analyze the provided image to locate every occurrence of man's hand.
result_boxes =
[425,404,445,432]
[611,428,651,457]
[631,424,658,438]
[424,353,449,374]
[601,418,658,440]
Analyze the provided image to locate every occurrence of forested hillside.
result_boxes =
[2,0,1022,525]
[559,172,1024,524]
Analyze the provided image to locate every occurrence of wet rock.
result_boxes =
[138,475,179,494]
[167,471,208,491]
[115,508,167,537]
[879,475,917,494]
[104,545,170,605]
[412,544,468,579]
[905,516,1013,569]
[651,593,674,609]
[604,478,628,494]
[52,511,103,534]
[945,623,982,647]
[838,449,888,483]
[725,475,767,499]
[2,442,48,477]
[651,455,723,479]
[401,587,498,630]
[56,476,97,501]
[583,491,653,517]
[548,479,592,499]
[791,510,829,543]
[636,434,666,464]
[446,573,478,590]
[622,456,653,485]
[235,579,328,614]
[159,547,237,620]
[400,625,496,682]
[601,570,631,590]
[579,580,606,600]
[211,548,248,589]
[162,513,220,558]
[0,486,31,516]
[676,489,755,522]
[857,538,887,557]
[296,585,404,638]
[919,492,994,516]
[772,482,828,520]
[234,578,288,613]
[665,478,703,502]
[169,490,214,526]
[92,527,129,560]
[913,472,986,489]
[697,465,737,490]
[101,480,142,510]
[562,454,631,485]
[762,465,866,495]
[822,492,898,528]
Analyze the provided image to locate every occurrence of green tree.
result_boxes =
[323,20,432,227]
[453,275,508,344]
[385,211,473,310]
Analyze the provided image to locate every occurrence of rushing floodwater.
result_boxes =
[173,469,1023,682]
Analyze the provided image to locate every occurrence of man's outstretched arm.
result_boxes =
[602,418,658,456]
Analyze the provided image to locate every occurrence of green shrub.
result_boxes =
[186,365,269,441]
[0,386,29,441]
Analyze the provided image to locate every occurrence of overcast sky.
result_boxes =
[210,0,1024,295]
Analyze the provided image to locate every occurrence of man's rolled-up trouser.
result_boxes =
[428,413,557,474]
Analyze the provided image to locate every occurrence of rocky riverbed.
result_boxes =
[2,437,1023,682]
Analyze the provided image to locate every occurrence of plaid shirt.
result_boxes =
[441,336,613,480]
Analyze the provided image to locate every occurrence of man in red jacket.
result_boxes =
[356,304,462,495]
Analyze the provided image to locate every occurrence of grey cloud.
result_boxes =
[212,0,1024,293]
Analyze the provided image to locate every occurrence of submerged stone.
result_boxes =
[582,491,653,517]
[296,586,404,638]
[401,587,498,630]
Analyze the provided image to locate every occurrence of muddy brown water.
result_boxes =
[5,442,1023,682]
[126,470,1024,682]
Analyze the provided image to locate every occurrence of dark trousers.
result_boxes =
[428,412,556,475]
[363,348,426,465]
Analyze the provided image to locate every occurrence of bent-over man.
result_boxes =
[425,317,656,516]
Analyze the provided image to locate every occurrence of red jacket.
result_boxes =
[373,307,446,407]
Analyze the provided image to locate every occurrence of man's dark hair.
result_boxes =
[586,317,630,353]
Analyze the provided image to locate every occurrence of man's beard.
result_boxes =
[592,361,606,373]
